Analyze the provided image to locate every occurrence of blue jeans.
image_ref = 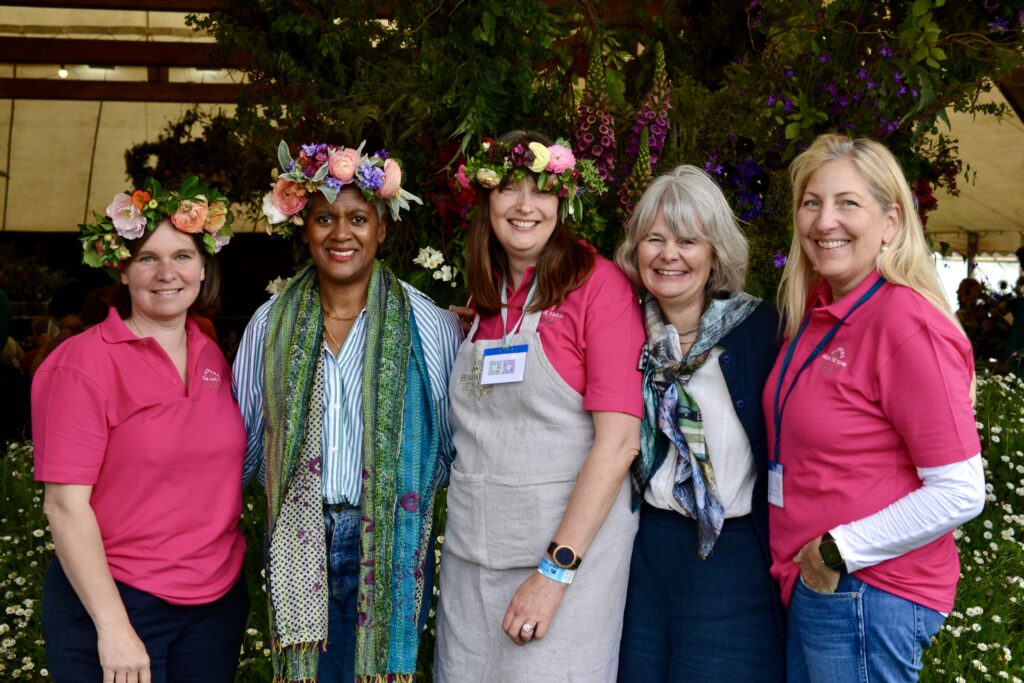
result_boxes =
[319,505,436,682]
[618,504,785,682]
[42,558,248,683]
[787,573,946,683]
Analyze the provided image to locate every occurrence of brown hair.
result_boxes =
[465,130,595,316]
[114,220,221,319]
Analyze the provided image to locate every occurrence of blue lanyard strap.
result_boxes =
[771,277,885,464]
[500,275,539,348]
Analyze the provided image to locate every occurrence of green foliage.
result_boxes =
[125,0,1024,307]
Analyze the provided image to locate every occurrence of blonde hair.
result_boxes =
[777,134,957,338]
[615,164,748,294]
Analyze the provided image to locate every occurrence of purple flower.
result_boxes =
[880,45,893,57]
[898,85,908,96]
[782,98,794,112]
[858,68,869,80]
[893,70,903,83]
[376,149,389,160]
[766,94,778,106]
[819,52,831,64]
[323,176,342,191]
[826,83,839,97]
[784,68,795,79]
[867,80,877,90]
[989,18,1010,31]
[356,163,385,191]
[773,252,788,268]
[911,88,920,98]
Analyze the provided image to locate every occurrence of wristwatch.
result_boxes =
[547,541,582,570]
[818,532,847,573]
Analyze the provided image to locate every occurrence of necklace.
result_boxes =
[322,306,361,321]
[677,325,699,337]
[323,321,342,350]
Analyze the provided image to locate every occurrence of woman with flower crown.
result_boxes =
[433,130,645,681]
[232,141,463,682]
[32,178,247,683]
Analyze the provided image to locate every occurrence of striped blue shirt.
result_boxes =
[233,281,464,504]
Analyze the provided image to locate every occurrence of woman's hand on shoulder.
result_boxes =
[793,536,840,594]
[97,621,151,683]
[501,571,568,646]
[448,304,475,335]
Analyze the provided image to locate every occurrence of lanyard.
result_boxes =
[500,275,538,348]
[771,276,885,464]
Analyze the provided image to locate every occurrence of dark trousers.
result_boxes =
[42,558,248,683]
[618,503,785,683]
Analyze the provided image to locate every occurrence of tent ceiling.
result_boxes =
[0,2,258,233]
[926,85,1024,257]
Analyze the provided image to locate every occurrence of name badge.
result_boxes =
[768,462,784,508]
[481,345,528,385]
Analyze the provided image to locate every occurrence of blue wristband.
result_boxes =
[537,556,575,584]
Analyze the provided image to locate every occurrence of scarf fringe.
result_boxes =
[354,675,415,683]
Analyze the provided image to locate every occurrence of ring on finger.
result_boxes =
[521,623,534,635]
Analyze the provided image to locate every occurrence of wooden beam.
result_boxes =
[0,37,249,68]
[0,1,223,10]
[0,78,241,102]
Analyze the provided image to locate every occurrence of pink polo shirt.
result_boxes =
[33,309,246,605]
[473,254,644,417]
[764,273,979,613]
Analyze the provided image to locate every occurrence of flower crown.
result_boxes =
[79,176,234,272]
[262,140,422,237]
[457,138,607,223]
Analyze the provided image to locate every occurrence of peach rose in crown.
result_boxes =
[204,201,228,233]
[376,159,402,199]
[171,197,209,234]
[328,148,361,183]
[271,178,308,216]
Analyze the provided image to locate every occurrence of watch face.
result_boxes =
[553,546,577,568]
[820,541,842,570]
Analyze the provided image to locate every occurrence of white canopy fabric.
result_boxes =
[925,87,1024,257]
[0,5,259,234]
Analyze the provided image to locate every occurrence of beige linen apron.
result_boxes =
[435,307,638,682]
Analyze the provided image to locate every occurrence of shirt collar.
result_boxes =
[99,306,205,349]
[812,270,885,322]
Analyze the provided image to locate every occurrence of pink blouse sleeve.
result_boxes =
[32,363,109,485]
[581,262,645,417]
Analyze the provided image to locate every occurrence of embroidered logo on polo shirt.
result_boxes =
[819,346,848,373]
[202,368,222,388]
[539,307,564,328]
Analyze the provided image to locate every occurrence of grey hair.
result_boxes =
[615,164,748,293]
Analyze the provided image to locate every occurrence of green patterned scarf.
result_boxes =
[262,261,439,682]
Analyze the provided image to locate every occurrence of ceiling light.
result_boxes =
[58,65,68,79]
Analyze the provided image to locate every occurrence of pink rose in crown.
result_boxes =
[171,197,209,234]
[546,144,576,174]
[106,193,146,240]
[204,201,228,232]
[272,178,308,216]
[376,159,402,199]
[328,147,361,183]
[455,165,471,190]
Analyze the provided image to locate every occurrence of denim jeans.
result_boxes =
[319,505,437,682]
[618,504,785,683]
[787,572,946,683]
[42,558,248,683]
